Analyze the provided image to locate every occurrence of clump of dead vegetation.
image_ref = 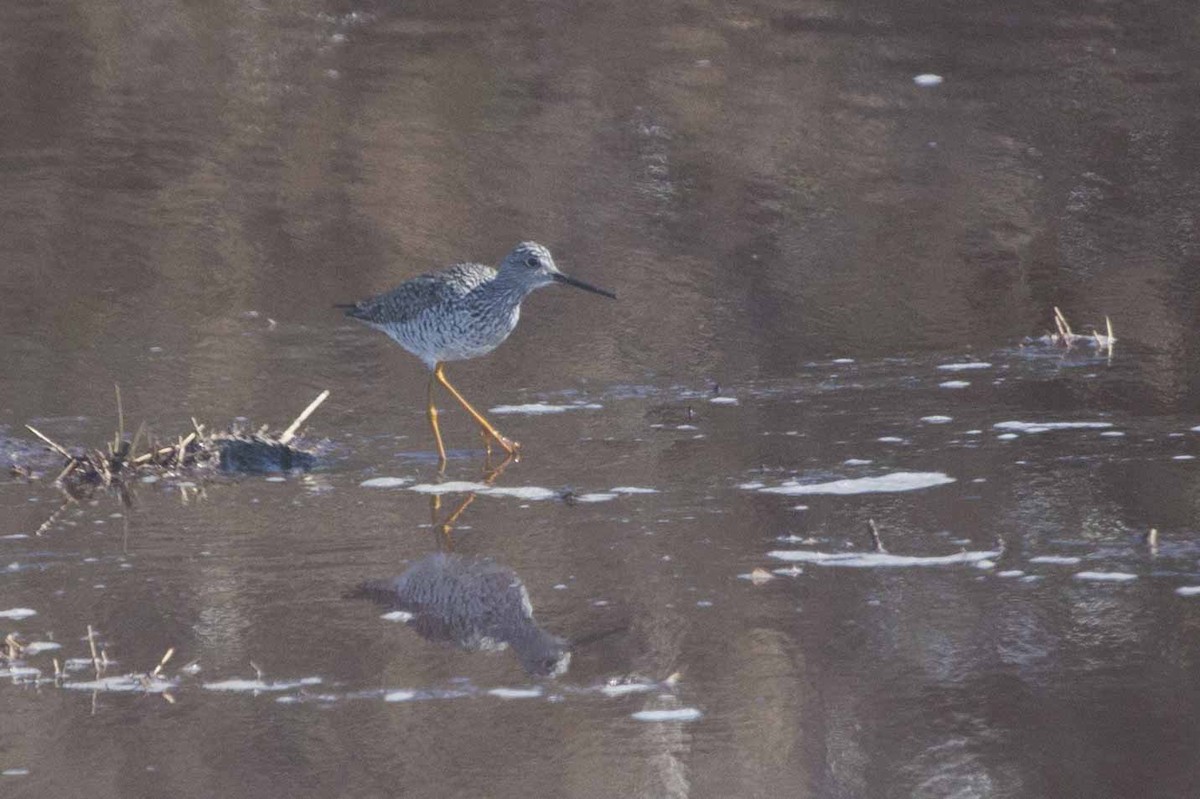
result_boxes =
[1031,306,1116,356]
[15,388,329,490]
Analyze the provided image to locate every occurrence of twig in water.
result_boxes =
[279,390,331,445]
[86,625,102,679]
[867,519,887,553]
[151,647,175,679]
[25,425,74,461]
[250,661,265,681]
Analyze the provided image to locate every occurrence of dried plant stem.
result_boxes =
[279,390,331,445]
[25,425,74,461]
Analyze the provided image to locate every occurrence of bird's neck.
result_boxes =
[482,270,538,308]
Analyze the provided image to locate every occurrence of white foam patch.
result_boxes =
[768,546,1001,568]
[843,459,873,466]
[1100,431,1125,437]
[203,677,322,692]
[939,381,970,389]
[877,436,906,443]
[0,667,40,679]
[381,611,415,623]
[632,708,703,722]
[757,472,956,496]
[1175,586,1200,597]
[600,681,658,697]
[1172,455,1195,461]
[993,421,1114,434]
[1074,571,1137,583]
[408,482,559,501]
[384,690,417,702]
[709,397,739,406]
[914,73,944,86]
[489,403,602,415]
[574,493,618,503]
[2,768,30,776]
[63,675,177,693]
[22,642,61,655]
[1028,556,1082,565]
[737,481,766,490]
[1,534,29,540]
[0,608,36,620]
[921,415,953,424]
[611,487,659,494]
[360,477,413,488]
[937,362,990,371]
[997,570,1025,578]
[488,687,543,699]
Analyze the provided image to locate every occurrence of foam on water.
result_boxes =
[939,381,970,389]
[381,610,415,623]
[488,687,543,699]
[600,681,659,697]
[22,641,61,655]
[757,471,956,496]
[489,403,602,415]
[384,690,417,702]
[1174,586,1200,597]
[63,675,177,693]
[937,362,990,371]
[360,477,413,488]
[709,396,739,406]
[204,677,322,692]
[610,487,659,494]
[631,708,703,722]
[1028,556,1082,565]
[574,492,618,503]
[768,546,1001,568]
[408,482,560,501]
[0,608,36,620]
[877,436,906,443]
[1073,571,1138,583]
[921,416,953,424]
[993,421,1114,434]
[997,570,1025,578]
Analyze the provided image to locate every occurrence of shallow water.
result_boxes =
[4,1,1200,797]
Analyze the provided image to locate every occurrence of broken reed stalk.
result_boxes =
[114,384,125,453]
[279,389,331,446]
[86,624,102,679]
[151,647,175,679]
[25,425,74,461]
[1053,306,1073,340]
[867,519,887,553]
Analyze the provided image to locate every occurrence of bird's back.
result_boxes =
[342,262,496,328]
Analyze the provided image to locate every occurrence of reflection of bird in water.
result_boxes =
[337,242,615,468]
[356,552,571,678]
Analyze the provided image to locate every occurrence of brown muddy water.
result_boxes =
[4,1,1200,797]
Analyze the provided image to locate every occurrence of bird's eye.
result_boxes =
[524,256,540,268]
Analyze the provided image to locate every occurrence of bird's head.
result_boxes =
[500,242,616,299]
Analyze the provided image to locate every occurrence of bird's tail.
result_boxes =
[333,302,367,320]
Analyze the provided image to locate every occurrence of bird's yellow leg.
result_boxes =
[434,363,520,455]
[427,368,448,469]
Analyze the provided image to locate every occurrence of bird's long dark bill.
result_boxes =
[553,272,617,299]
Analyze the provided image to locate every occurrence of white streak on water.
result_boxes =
[993,421,1114,434]
[937,362,990,371]
[1028,556,1082,565]
[709,397,739,406]
[203,677,322,693]
[1073,571,1137,583]
[22,642,61,655]
[574,493,618,503]
[384,690,417,702]
[489,403,602,415]
[488,687,543,699]
[757,472,956,496]
[877,436,906,443]
[408,482,560,501]
[921,415,953,424]
[610,487,659,494]
[939,380,970,389]
[997,570,1025,578]
[768,546,1001,568]
[381,611,414,623]
[632,708,703,722]
[600,682,658,697]
[0,608,36,620]
[360,477,413,488]
[1175,586,1200,597]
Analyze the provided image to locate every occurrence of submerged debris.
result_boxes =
[15,389,328,490]
[1026,306,1115,355]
